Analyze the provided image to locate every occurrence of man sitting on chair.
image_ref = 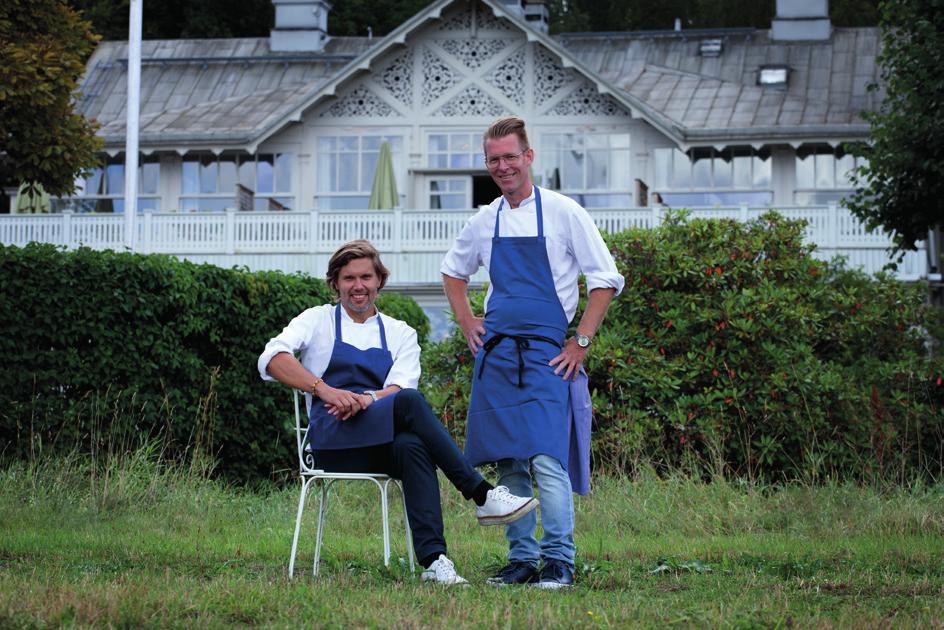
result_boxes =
[258,239,536,585]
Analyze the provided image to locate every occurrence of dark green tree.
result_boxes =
[0,0,102,198]
[846,0,944,251]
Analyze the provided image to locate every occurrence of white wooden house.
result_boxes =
[1,0,932,331]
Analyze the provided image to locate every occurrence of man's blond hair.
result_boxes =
[483,116,530,150]
[325,240,390,295]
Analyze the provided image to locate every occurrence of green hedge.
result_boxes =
[0,243,429,479]
[421,212,944,480]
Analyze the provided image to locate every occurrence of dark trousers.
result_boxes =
[313,388,483,563]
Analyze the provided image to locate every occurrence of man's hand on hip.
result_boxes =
[549,337,589,381]
[460,316,486,354]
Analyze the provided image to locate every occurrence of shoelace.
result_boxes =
[491,486,516,504]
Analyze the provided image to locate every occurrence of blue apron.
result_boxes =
[308,304,396,450]
[465,186,573,477]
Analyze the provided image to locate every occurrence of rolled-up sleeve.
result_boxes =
[385,319,421,389]
[257,309,317,381]
[569,204,625,296]
[440,217,482,281]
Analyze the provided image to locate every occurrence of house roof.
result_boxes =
[78,0,882,152]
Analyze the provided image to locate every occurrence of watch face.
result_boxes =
[576,334,590,348]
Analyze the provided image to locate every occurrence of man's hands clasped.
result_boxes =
[318,384,374,421]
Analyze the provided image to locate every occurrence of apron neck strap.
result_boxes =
[494,186,543,238]
[334,303,388,351]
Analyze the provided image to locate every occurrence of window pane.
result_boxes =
[836,154,856,187]
[692,155,711,188]
[753,155,771,188]
[138,197,159,212]
[429,134,447,152]
[256,154,274,193]
[317,153,334,192]
[318,136,336,152]
[139,162,159,194]
[338,154,358,191]
[671,150,690,189]
[275,153,293,192]
[795,155,814,189]
[714,154,733,188]
[238,157,255,189]
[339,137,358,151]
[581,193,632,208]
[562,149,584,189]
[362,153,378,191]
[448,179,466,192]
[450,154,472,168]
[219,156,238,194]
[319,195,368,209]
[814,154,835,188]
[733,155,752,188]
[106,163,125,195]
[86,167,105,196]
[450,133,473,151]
[362,136,381,151]
[610,147,631,188]
[543,134,561,150]
[587,150,608,189]
[199,156,216,194]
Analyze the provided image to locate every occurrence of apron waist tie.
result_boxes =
[477,333,561,388]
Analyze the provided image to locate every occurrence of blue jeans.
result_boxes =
[497,454,575,569]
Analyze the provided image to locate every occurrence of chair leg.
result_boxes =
[380,481,391,567]
[313,480,331,577]
[289,476,314,578]
[398,480,416,572]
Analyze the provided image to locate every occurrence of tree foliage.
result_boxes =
[0,0,102,197]
[846,0,944,252]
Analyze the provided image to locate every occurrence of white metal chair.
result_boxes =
[288,389,415,577]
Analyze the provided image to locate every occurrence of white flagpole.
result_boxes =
[123,0,142,250]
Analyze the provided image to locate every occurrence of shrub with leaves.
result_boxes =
[420,212,944,480]
[0,244,429,480]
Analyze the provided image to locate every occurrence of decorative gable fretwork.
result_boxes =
[534,47,569,106]
[377,49,413,107]
[485,46,526,106]
[317,3,628,120]
[434,84,508,117]
[321,86,395,118]
[438,39,507,70]
[550,82,623,116]
[422,48,461,106]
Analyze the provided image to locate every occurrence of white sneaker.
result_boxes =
[476,486,539,526]
[420,554,469,586]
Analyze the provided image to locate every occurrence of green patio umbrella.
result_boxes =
[368,141,399,210]
[15,182,51,214]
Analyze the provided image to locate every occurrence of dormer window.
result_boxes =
[699,39,723,57]
[758,65,789,87]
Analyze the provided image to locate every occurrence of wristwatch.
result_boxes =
[575,333,592,348]
[365,390,379,402]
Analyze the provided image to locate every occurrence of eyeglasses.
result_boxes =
[484,150,527,168]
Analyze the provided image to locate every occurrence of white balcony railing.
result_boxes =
[0,203,929,284]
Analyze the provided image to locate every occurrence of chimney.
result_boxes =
[271,0,331,53]
[496,0,548,34]
[771,0,831,41]
[523,1,549,34]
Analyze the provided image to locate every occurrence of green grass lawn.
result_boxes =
[1,452,942,629]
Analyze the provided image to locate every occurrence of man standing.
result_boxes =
[441,117,624,589]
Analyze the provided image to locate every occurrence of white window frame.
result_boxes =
[793,147,868,206]
[425,130,482,170]
[315,133,405,210]
[180,152,295,212]
[537,130,633,208]
[426,176,472,210]
[652,146,773,207]
[57,156,161,213]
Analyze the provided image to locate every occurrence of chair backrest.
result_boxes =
[293,389,321,475]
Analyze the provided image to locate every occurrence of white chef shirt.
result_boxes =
[257,304,421,395]
[440,186,625,323]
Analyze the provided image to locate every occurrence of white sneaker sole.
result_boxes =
[477,497,539,526]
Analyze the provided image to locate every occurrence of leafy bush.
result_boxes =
[420,212,944,480]
[0,243,429,480]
